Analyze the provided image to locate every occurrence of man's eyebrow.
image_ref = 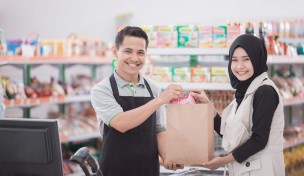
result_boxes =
[124,48,133,50]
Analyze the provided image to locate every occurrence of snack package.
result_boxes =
[150,66,171,82]
[210,67,229,83]
[177,25,198,48]
[139,25,157,48]
[172,67,191,82]
[227,25,240,47]
[198,26,213,48]
[213,26,227,48]
[191,67,210,83]
[157,25,178,48]
[170,91,196,104]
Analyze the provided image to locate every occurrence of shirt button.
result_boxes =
[246,162,250,167]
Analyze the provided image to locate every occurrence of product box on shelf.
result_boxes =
[210,67,229,83]
[139,25,157,48]
[191,67,210,83]
[177,25,199,48]
[227,25,241,47]
[156,25,178,48]
[198,26,213,48]
[171,67,191,82]
[150,66,171,82]
[213,26,227,48]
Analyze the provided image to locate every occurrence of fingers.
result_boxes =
[165,162,183,171]
[176,164,184,169]
[188,89,202,94]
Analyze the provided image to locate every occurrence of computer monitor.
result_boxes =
[0,118,64,176]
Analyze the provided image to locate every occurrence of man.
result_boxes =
[91,26,183,176]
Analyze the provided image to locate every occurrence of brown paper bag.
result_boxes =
[165,103,216,165]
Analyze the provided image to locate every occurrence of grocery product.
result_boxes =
[210,67,229,83]
[156,25,177,48]
[177,25,198,48]
[150,66,171,82]
[171,67,190,82]
[170,92,196,104]
[227,25,240,47]
[212,26,227,48]
[190,67,210,83]
[198,26,213,48]
[139,25,157,48]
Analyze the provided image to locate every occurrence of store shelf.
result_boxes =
[147,48,229,55]
[284,136,304,149]
[0,56,113,64]
[4,95,91,108]
[268,55,304,64]
[60,131,101,143]
[283,97,304,106]
[159,82,233,90]
[280,38,304,44]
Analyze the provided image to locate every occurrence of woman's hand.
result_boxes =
[201,157,224,170]
[200,153,235,170]
[189,89,210,104]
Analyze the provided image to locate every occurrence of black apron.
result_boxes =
[98,74,159,176]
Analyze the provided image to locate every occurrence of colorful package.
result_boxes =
[199,26,213,48]
[177,25,198,48]
[139,25,157,48]
[157,25,177,48]
[191,67,210,83]
[150,66,171,82]
[210,67,229,83]
[172,67,191,82]
[213,26,227,48]
[227,25,240,47]
[170,92,196,104]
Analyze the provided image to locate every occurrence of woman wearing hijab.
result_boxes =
[192,34,285,176]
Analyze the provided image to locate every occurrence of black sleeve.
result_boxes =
[214,113,222,138]
[232,85,279,163]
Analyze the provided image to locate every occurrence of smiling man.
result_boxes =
[91,26,184,176]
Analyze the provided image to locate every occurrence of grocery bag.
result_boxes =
[165,103,216,165]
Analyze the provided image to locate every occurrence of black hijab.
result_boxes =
[228,34,268,105]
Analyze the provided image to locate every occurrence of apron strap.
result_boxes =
[109,73,119,99]
[143,78,154,98]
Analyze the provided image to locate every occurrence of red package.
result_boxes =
[170,92,196,104]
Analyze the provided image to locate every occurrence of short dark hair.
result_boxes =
[115,26,149,49]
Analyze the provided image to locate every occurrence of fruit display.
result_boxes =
[271,68,304,100]
[1,74,96,100]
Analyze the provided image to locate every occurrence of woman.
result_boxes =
[192,34,285,176]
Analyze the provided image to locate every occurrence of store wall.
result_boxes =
[1,0,304,42]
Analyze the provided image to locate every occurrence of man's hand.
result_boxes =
[157,84,183,104]
[164,161,184,171]
[189,89,210,104]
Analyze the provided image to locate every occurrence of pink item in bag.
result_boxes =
[170,92,196,104]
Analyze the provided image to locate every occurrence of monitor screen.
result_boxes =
[0,118,63,176]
